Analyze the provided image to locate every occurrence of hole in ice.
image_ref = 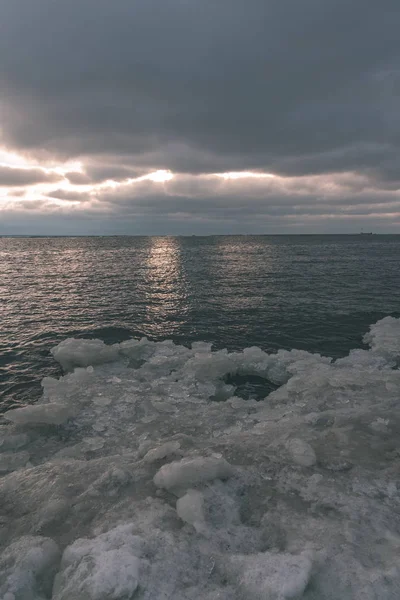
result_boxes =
[222,373,280,401]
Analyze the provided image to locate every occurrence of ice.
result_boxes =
[142,440,181,463]
[0,433,30,451]
[0,316,400,598]
[153,456,235,493]
[286,439,317,467]
[363,316,400,361]
[51,338,120,371]
[53,525,141,600]
[4,404,74,426]
[0,536,60,600]
[0,451,30,474]
[227,550,314,599]
[176,490,205,531]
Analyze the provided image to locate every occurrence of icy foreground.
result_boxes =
[1,317,400,599]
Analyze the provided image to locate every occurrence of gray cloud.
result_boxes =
[65,171,92,185]
[16,199,48,211]
[47,188,90,201]
[85,164,147,183]
[0,0,399,182]
[0,0,400,234]
[38,171,397,226]
[0,165,63,186]
[65,165,147,185]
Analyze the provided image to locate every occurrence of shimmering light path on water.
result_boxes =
[1,235,399,408]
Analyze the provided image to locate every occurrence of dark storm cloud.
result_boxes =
[0,0,399,181]
[0,165,62,186]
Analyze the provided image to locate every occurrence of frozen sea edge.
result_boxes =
[1,316,400,599]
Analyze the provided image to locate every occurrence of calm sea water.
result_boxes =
[1,234,399,409]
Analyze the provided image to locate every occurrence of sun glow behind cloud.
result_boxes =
[143,170,174,183]
[0,149,84,175]
[1,146,399,233]
[217,171,275,180]
[0,150,31,168]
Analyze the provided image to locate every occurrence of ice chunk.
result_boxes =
[286,438,317,467]
[143,441,181,463]
[0,451,30,474]
[4,404,74,426]
[53,524,141,600]
[93,396,112,406]
[0,433,30,451]
[153,456,235,492]
[51,338,120,370]
[36,498,70,530]
[0,536,60,600]
[176,490,205,531]
[364,316,400,360]
[228,551,313,599]
[83,437,105,451]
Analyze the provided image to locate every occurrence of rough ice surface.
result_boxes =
[53,524,141,600]
[0,450,30,474]
[0,536,60,599]
[0,317,400,599]
[227,550,314,599]
[363,316,400,361]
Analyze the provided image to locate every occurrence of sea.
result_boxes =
[2,234,399,409]
[1,234,400,599]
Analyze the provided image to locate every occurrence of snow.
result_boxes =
[0,316,400,599]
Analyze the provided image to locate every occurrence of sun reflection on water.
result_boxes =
[142,237,190,338]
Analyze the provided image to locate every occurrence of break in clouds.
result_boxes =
[0,0,399,233]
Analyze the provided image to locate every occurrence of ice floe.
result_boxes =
[0,317,400,598]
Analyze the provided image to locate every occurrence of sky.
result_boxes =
[0,0,399,235]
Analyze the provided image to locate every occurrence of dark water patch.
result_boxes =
[223,373,280,401]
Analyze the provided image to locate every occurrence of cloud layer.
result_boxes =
[0,0,399,233]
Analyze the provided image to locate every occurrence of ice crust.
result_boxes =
[0,317,400,599]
